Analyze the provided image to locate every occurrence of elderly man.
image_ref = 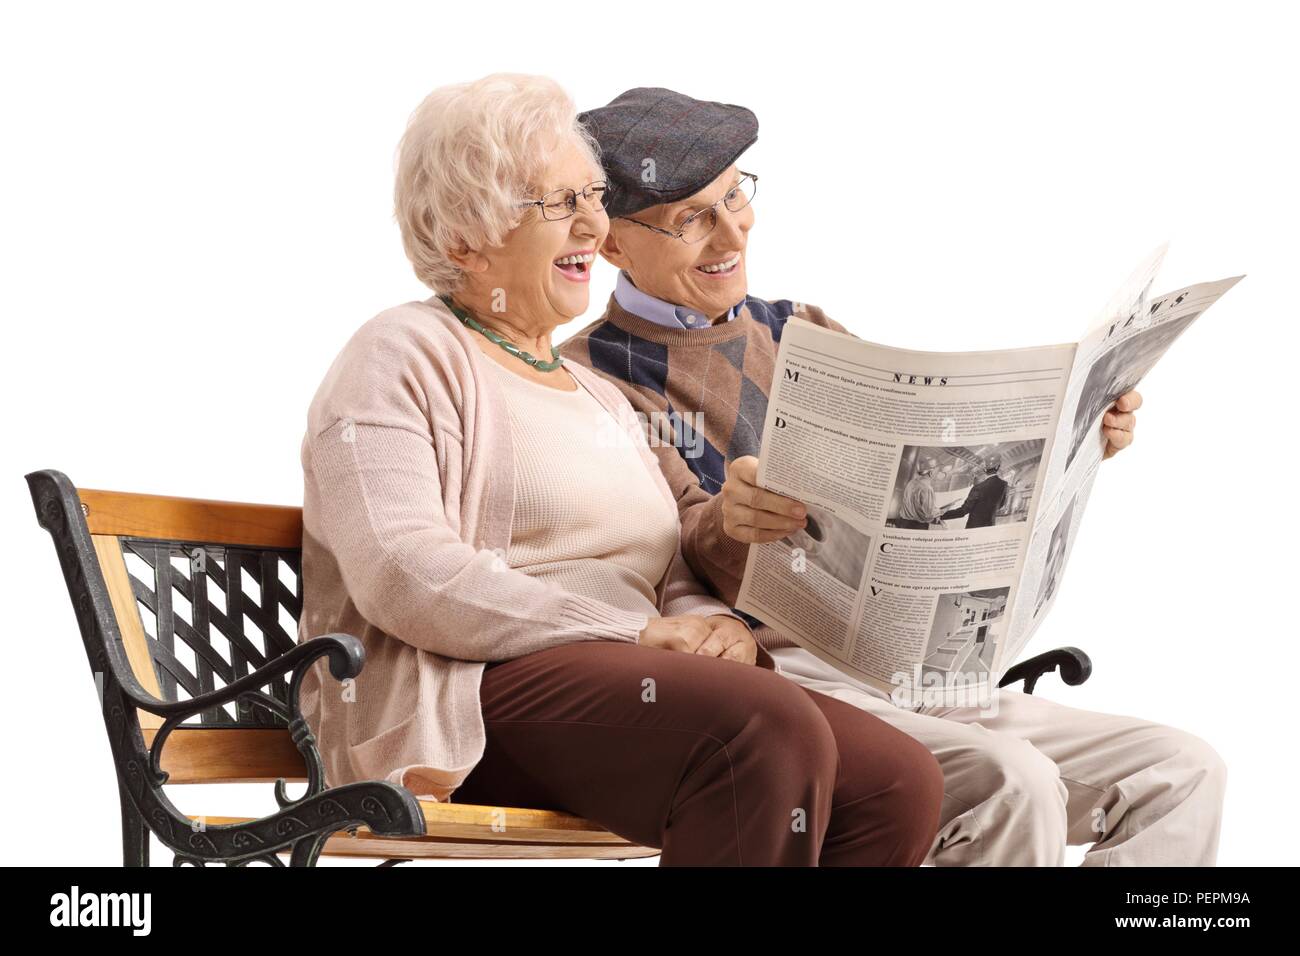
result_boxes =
[560,87,1226,866]
[895,456,944,530]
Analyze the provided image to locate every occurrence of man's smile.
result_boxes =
[696,252,741,276]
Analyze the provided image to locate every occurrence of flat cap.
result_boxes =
[580,87,758,219]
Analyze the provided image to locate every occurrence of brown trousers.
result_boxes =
[452,642,943,866]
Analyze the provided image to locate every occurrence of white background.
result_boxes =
[2,1,1295,866]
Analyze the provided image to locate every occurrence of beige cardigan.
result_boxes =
[297,295,737,801]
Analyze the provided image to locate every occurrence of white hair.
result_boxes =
[393,73,601,292]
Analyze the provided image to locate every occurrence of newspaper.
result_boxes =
[734,248,1243,707]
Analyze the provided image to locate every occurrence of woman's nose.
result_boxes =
[571,205,607,242]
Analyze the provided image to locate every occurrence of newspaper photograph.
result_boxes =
[734,251,1243,707]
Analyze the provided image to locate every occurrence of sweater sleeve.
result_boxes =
[675,302,849,603]
[658,538,744,620]
[794,301,853,337]
[678,485,748,608]
[580,368,751,607]
[646,418,748,607]
[307,418,648,662]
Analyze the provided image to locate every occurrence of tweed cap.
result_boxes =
[579,87,757,219]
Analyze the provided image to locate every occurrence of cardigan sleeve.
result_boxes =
[306,418,648,662]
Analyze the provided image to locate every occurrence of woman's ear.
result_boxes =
[447,241,490,274]
[598,224,631,271]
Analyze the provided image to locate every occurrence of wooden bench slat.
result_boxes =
[191,805,654,854]
[93,534,164,729]
[416,802,628,841]
[190,817,659,860]
[321,838,660,861]
[79,488,302,548]
[144,727,308,784]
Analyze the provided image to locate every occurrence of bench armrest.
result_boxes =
[998,646,1092,695]
[146,634,360,797]
[143,632,361,722]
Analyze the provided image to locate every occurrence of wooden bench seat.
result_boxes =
[192,807,659,860]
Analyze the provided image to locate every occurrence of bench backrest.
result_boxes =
[28,470,310,783]
[78,486,305,729]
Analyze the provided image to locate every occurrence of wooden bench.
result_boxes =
[26,469,659,866]
[27,468,1090,867]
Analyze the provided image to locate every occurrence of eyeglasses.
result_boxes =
[518,180,609,221]
[620,171,758,244]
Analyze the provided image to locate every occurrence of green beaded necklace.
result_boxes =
[438,294,564,372]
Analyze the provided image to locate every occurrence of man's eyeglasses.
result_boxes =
[620,172,758,244]
[518,180,609,221]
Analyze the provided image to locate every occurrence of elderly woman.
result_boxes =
[297,74,943,866]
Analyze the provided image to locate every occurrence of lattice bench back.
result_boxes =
[74,486,306,732]
[113,536,302,727]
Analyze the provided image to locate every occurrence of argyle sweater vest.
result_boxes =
[560,293,848,648]
[563,294,846,494]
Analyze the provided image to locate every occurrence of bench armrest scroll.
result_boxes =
[998,646,1092,695]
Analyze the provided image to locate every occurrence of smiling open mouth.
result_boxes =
[696,253,741,276]
[554,251,595,281]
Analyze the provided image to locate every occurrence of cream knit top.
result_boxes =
[485,360,680,617]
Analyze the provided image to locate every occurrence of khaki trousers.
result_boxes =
[770,647,1227,866]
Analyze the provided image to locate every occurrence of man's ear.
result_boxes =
[599,224,632,271]
[446,240,490,275]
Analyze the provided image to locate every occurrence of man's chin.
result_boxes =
[688,279,746,318]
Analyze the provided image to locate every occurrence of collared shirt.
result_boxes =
[613,270,744,330]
